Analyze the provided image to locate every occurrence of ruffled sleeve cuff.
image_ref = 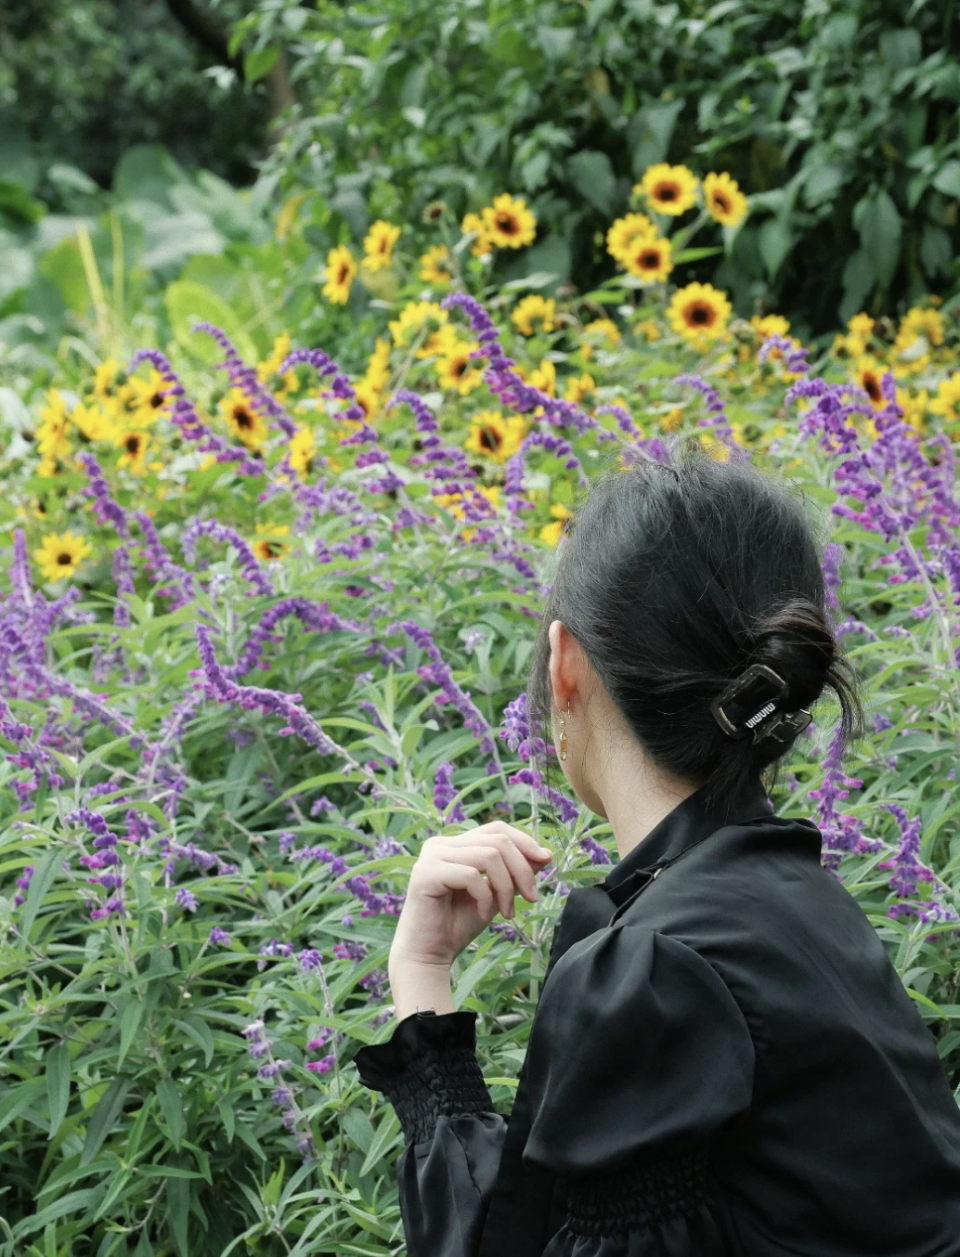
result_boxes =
[353,1009,497,1145]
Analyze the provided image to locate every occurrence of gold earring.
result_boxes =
[558,701,570,761]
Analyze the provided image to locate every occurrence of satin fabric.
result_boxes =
[353,785,960,1257]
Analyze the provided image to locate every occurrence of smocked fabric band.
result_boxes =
[352,1010,496,1145]
[381,1045,497,1145]
[560,1146,715,1238]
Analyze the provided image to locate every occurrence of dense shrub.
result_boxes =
[244,0,960,333]
[1,188,960,1252]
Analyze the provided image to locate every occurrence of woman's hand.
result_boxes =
[389,822,554,969]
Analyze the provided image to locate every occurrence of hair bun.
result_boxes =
[750,599,836,712]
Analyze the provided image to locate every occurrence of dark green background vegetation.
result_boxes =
[2,0,959,335]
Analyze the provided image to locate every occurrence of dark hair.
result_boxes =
[529,444,862,816]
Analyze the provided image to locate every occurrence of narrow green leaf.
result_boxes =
[166,1174,190,1257]
[0,1078,46,1134]
[359,1109,401,1176]
[217,1098,235,1143]
[20,846,64,943]
[81,1076,131,1166]
[45,1043,70,1139]
[117,1000,145,1068]
[157,1079,183,1151]
[175,1015,214,1067]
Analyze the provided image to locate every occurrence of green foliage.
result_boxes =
[0,0,267,187]
[0,257,959,1249]
[243,0,960,333]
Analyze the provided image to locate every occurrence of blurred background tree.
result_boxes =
[0,0,272,188]
[2,0,960,337]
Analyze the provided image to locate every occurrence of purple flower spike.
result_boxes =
[208,925,232,947]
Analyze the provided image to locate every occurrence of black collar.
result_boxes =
[595,780,775,910]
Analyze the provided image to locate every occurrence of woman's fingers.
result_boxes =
[433,845,517,918]
[435,862,496,917]
[440,828,545,906]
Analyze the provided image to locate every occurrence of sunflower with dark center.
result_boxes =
[34,530,93,583]
[481,194,537,249]
[637,163,699,216]
[322,244,357,304]
[115,428,150,473]
[667,282,732,343]
[219,388,270,450]
[702,172,749,228]
[464,410,526,465]
[623,235,673,285]
[436,342,482,394]
[852,358,888,410]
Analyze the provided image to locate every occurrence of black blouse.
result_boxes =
[353,785,960,1256]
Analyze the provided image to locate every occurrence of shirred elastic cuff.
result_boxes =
[353,1010,496,1144]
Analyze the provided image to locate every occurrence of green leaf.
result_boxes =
[0,1078,46,1134]
[859,190,901,288]
[157,1079,183,1151]
[359,1109,401,1176]
[118,1000,145,1068]
[21,845,64,944]
[164,280,258,365]
[567,151,618,216]
[166,1174,190,1257]
[0,180,46,224]
[244,47,281,83]
[45,1044,70,1139]
[758,218,793,280]
[81,1076,131,1166]
[672,246,723,264]
[932,160,960,200]
[262,1159,285,1207]
[175,1015,215,1067]
[217,1098,235,1144]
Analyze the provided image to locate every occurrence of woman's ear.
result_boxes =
[548,619,578,714]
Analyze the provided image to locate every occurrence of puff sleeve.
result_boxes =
[522,926,756,1256]
[352,1009,507,1257]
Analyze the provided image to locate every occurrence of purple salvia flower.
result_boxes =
[191,322,298,439]
[181,519,274,597]
[174,887,198,912]
[75,452,130,537]
[208,925,232,946]
[433,760,466,823]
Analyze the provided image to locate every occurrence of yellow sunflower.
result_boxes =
[37,391,71,458]
[419,245,453,284]
[436,342,483,395]
[563,373,595,404]
[322,244,357,304]
[897,387,928,433]
[93,360,120,404]
[219,389,269,450]
[288,425,316,478]
[511,295,557,337]
[851,357,888,410]
[353,380,382,423]
[481,194,537,249]
[848,312,875,339]
[126,370,172,425]
[660,407,685,431]
[580,317,621,361]
[257,333,298,398]
[253,523,292,562]
[929,374,960,428]
[622,234,673,284]
[388,300,449,349]
[667,282,732,343]
[464,411,527,464]
[115,428,150,473]
[435,485,501,526]
[605,213,656,261]
[517,358,557,397]
[636,163,699,216]
[34,531,93,583]
[539,503,573,547]
[363,338,392,393]
[363,220,401,273]
[750,314,791,340]
[634,319,662,342]
[461,212,493,257]
[702,172,749,228]
[70,401,117,443]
